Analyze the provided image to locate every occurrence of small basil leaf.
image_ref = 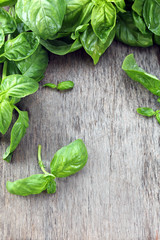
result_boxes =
[0,7,16,34]
[57,81,74,91]
[156,113,160,124]
[0,100,13,135]
[50,139,88,178]
[1,74,39,98]
[71,24,89,40]
[122,54,160,96]
[16,0,66,40]
[137,107,155,117]
[43,83,57,89]
[47,179,56,194]
[6,174,53,196]
[2,32,39,62]
[16,45,48,82]
[3,110,29,162]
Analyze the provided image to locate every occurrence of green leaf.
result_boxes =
[16,45,48,82]
[80,24,115,64]
[91,2,116,43]
[71,24,89,40]
[114,0,126,13]
[132,11,149,35]
[122,54,160,96]
[1,32,39,62]
[57,81,74,91]
[50,139,88,178]
[43,83,57,89]
[3,110,29,162]
[116,12,153,47]
[16,0,66,40]
[6,174,53,196]
[156,113,160,124]
[154,34,160,45]
[47,179,56,194]
[143,0,160,36]
[0,7,16,34]
[137,107,155,117]
[0,28,4,49]
[60,0,93,34]
[40,38,82,55]
[132,0,145,16]
[0,100,13,135]
[0,0,17,7]
[1,74,39,98]
[7,61,21,76]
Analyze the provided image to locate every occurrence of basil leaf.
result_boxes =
[0,7,16,34]
[80,24,115,64]
[3,110,29,162]
[116,12,153,47]
[143,0,160,36]
[137,107,155,117]
[0,28,4,49]
[1,32,39,62]
[156,113,160,124]
[114,0,126,13]
[43,83,57,89]
[0,0,17,7]
[122,54,160,97]
[47,179,56,194]
[16,45,48,82]
[6,174,53,196]
[57,81,74,91]
[16,0,66,40]
[132,11,149,35]
[1,74,39,98]
[7,61,21,76]
[0,100,13,135]
[50,139,88,178]
[132,0,145,16]
[60,0,93,34]
[71,24,89,40]
[91,2,116,43]
[40,38,82,55]
[154,34,160,45]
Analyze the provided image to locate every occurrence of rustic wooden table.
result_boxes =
[0,42,159,240]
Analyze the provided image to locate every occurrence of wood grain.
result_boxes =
[0,42,159,240]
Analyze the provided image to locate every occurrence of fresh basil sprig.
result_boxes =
[43,80,74,91]
[137,108,160,125]
[6,139,88,196]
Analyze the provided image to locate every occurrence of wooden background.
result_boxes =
[0,42,159,240]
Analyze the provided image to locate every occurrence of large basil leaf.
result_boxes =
[0,7,16,34]
[50,139,88,178]
[60,0,93,34]
[16,0,66,40]
[0,100,13,135]
[1,32,39,61]
[143,0,160,36]
[3,110,29,162]
[122,54,160,96]
[1,74,39,98]
[132,0,145,16]
[80,24,115,64]
[0,0,17,7]
[116,12,153,47]
[16,45,48,82]
[91,2,116,43]
[40,38,82,55]
[6,174,53,196]
[0,28,4,48]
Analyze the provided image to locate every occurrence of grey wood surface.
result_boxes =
[0,42,160,240]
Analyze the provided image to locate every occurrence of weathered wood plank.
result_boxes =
[0,42,159,240]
